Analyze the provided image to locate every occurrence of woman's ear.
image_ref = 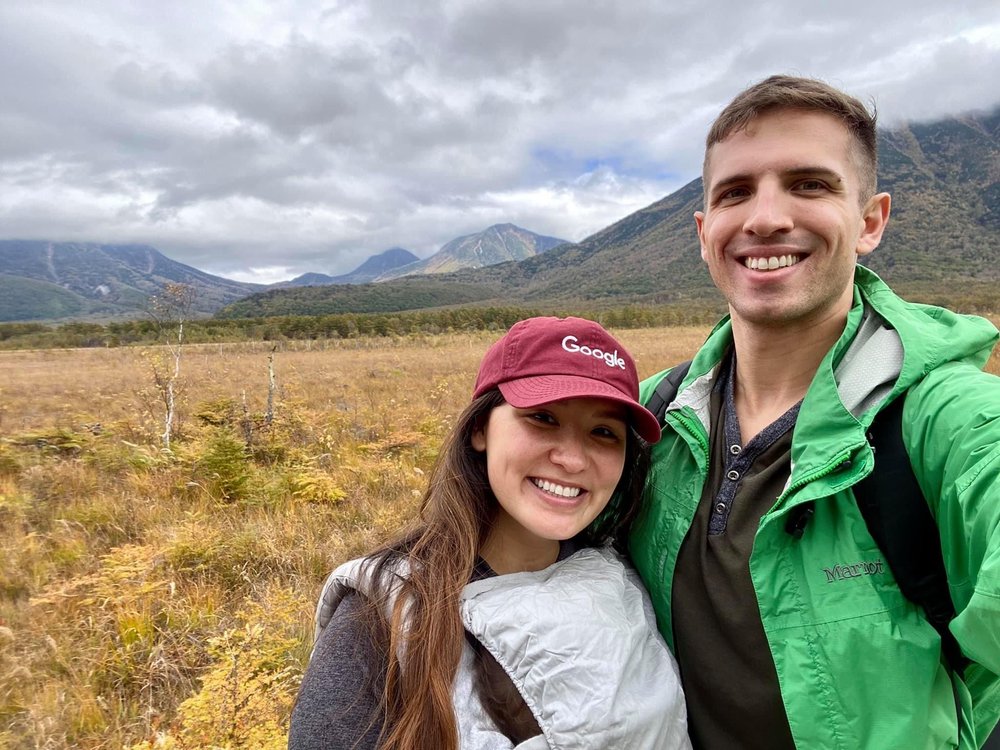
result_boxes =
[471,423,487,452]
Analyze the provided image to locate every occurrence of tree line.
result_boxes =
[0,304,725,350]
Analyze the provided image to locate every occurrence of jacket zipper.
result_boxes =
[774,447,860,508]
[665,407,709,455]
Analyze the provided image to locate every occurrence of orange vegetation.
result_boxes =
[0,327,707,749]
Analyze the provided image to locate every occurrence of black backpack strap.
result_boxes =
[854,394,968,677]
[646,360,693,428]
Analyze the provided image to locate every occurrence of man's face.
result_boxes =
[695,109,890,331]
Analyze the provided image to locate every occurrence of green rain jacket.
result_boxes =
[631,267,1000,749]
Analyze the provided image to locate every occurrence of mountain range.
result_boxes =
[220,107,1000,318]
[220,109,1000,316]
[0,224,566,322]
[0,241,259,320]
[2,108,997,323]
[276,222,565,288]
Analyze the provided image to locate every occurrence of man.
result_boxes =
[630,75,1000,748]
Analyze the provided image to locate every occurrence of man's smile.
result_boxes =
[742,254,802,271]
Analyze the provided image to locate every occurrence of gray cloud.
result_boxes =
[1,0,998,281]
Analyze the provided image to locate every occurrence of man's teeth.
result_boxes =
[744,255,801,271]
[533,479,581,498]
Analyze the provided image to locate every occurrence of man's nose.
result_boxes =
[742,185,793,237]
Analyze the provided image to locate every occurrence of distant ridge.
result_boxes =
[282,247,419,287]
[283,272,339,287]
[339,247,419,283]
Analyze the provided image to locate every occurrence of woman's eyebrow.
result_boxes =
[591,407,628,421]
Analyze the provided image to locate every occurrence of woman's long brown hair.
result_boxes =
[354,389,651,750]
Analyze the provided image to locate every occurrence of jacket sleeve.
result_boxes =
[903,362,1000,733]
[289,592,386,750]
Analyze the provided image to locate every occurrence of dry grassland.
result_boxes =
[2,324,997,749]
[0,326,709,749]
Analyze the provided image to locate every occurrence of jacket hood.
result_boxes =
[852,266,998,387]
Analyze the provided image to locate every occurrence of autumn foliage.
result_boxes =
[0,327,712,748]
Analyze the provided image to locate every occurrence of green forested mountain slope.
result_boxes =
[216,278,501,318]
[865,111,1000,303]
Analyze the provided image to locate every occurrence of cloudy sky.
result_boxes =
[2,1,998,283]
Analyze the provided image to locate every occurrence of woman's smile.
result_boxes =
[530,476,584,501]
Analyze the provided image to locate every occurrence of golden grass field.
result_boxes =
[0,326,709,750]
[1,323,997,749]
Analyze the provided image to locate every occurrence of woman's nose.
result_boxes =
[549,435,588,472]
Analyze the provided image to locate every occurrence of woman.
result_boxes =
[290,316,689,750]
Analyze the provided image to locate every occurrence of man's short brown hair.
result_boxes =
[704,75,879,200]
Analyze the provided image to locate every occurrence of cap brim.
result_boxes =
[499,375,661,444]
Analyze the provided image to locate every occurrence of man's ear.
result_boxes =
[694,211,709,262]
[856,192,891,258]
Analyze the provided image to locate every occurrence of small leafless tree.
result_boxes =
[148,283,196,451]
[239,345,279,449]
[265,345,277,426]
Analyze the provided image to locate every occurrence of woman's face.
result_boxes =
[472,397,628,573]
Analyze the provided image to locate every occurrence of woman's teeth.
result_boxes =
[532,478,581,498]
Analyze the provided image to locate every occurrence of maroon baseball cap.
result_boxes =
[473,316,661,443]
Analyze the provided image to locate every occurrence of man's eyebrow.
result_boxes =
[784,166,845,184]
[707,173,752,195]
[709,166,846,194]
